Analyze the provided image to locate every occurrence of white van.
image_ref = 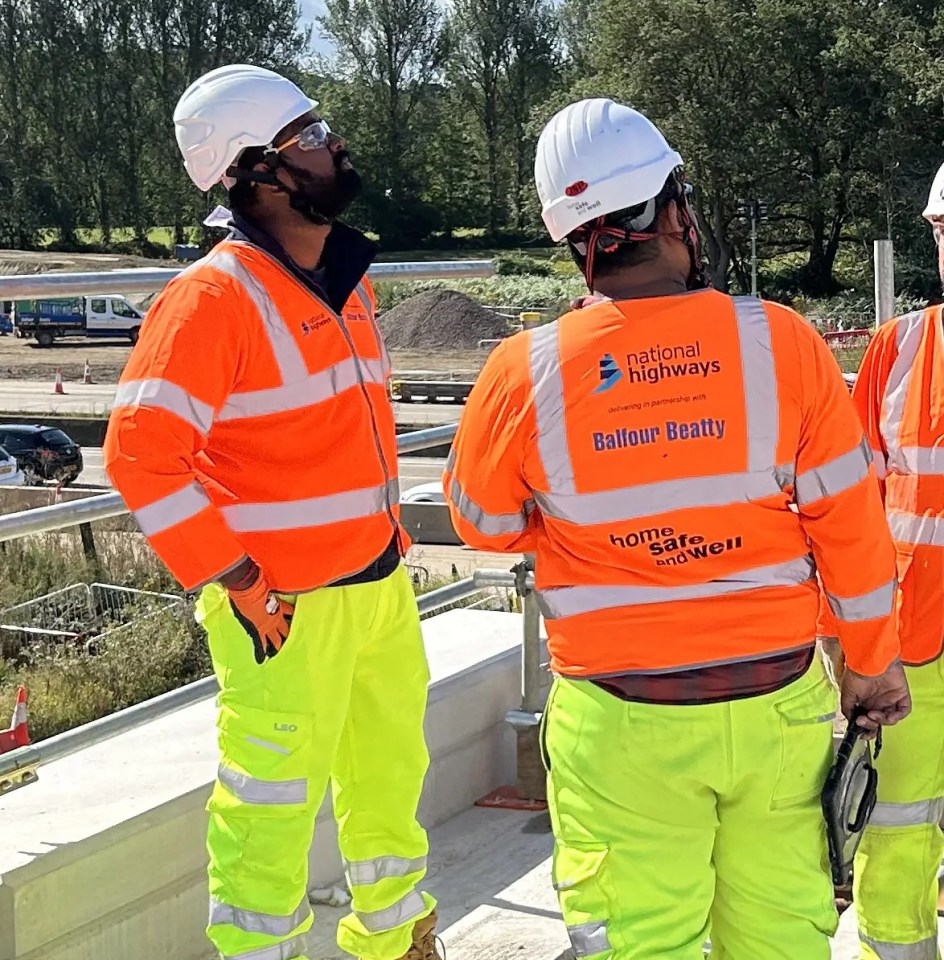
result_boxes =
[13,296,145,346]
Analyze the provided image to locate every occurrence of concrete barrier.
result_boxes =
[0,607,525,960]
[400,502,463,546]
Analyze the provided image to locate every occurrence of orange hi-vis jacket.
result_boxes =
[819,306,944,665]
[104,236,403,593]
[445,289,900,679]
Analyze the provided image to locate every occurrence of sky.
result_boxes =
[300,0,333,56]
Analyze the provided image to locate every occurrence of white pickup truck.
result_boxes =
[13,295,145,346]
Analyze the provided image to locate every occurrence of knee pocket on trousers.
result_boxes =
[552,841,617,956]
[769,675,836,811]
[211,701,314,820]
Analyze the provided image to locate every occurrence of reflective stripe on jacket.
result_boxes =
[445,289,899,678]
[819,306,944,664]
[104,238,403,592]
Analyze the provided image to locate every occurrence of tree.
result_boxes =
[319,0,448,247]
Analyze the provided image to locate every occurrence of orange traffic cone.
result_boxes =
[82,359,93,384]
[11,687,28,748]
[53,368,66,395]
[0,686,30,754]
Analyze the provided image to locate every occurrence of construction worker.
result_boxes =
[444,97,912,959]
[103,64,441,960]
[817,161,944,960]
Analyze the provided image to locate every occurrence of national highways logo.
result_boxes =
[594,353,624,394]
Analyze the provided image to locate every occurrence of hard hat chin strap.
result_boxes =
[224,152,333,226]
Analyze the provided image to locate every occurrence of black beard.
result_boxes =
[280,151,362,225]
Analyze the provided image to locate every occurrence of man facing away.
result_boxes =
[444,97,911,959]
[104,64,441,960]
[819,160,944,960]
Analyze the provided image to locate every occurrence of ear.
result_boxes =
[658,200,683,232]
[252,160,291,198]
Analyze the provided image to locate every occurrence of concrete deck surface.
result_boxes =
[220,802,939,960]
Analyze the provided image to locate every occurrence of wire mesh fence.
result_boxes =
[0,582,186,659]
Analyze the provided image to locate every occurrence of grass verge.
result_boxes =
[0,536,492,743]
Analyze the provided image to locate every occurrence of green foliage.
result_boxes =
[0,613,210,741]
[374,275,585,312]
[495,252,554,276]
[1,0,941,293]
[0,532,467,740]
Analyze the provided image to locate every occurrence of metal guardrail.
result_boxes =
[0,424,458,542]
[0,260,495,300]
[0,574,484,782]
[0,419,548,803]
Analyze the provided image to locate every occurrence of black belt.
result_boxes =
[327,534,401,588]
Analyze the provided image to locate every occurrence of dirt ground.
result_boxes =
[0,249,492,383]
[0,337,488,385]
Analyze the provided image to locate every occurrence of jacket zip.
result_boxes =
[230,242,402,555]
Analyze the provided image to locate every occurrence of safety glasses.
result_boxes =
[274,119,332,154]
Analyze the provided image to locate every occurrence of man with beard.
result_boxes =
[103,65,441,960]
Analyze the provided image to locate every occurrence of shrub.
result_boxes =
[0,534,498,741]
[374,275,585,313]
[495,252,554,277]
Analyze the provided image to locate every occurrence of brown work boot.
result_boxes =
[399,910,444,960]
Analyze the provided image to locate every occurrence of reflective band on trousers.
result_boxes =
[223,934,309,960]
[135,480,211,536]
[888,511,944,547]
[222,478,399,533]
[448,476,531,536]
[114,378,215,436]
[537,554,815,620]
[218,765,308,805]
[860,933,938,960]
[823,577,896,623]
[567,920,612,957]
[345,855,427,886]
[869,797,944,828]
[219,356,388,421]
[210,896,311,937]
[529,298,788,524]
[356,889,427,932]
[882,311,925,474]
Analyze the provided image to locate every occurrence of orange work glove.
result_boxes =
[226,566,294,664]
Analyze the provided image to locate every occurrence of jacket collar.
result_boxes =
[203,205,379,314]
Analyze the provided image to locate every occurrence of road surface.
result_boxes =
[0,379,463,424]
[78,449,445,492]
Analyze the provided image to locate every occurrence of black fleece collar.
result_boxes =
[224,210,380,314]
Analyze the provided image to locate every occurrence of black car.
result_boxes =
[0,425,84,485]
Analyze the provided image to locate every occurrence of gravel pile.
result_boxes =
[379,289,509,350]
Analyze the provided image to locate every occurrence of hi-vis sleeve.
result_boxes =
[103,278,248,591]
[796,323,899,677]
[444,339,538,554]
[850,323,898,502]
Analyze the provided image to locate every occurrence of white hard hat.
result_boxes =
[534,98,684,242]
[923,161,944,221]
[173,64,318,192]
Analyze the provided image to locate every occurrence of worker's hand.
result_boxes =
[226,565,293,664]
[840,660,911,738]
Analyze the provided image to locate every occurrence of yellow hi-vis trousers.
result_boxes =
[854,657,944,960]
[542,657,839,959]
[195,564,436,960]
